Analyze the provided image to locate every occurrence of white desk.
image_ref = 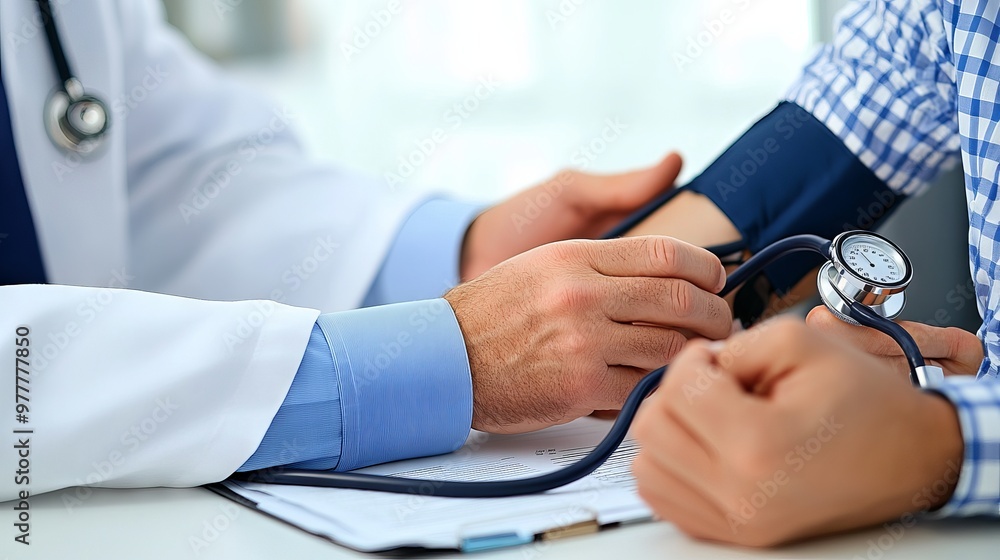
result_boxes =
[8,487,998,559]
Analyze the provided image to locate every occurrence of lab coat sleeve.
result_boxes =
[114,0,426,311]
[783,0,962,196]
[0,284,318,501]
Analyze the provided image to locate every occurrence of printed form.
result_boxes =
[221,417,652,552]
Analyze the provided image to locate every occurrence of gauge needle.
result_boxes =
[859,252,875,266]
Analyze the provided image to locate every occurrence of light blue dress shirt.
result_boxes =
[239,198,483,472]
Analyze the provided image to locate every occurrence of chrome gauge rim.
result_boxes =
[817,261,906,325]
[829,231,912,306]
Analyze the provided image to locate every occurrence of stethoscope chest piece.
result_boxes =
[44,79,109,154]
[817,262,905,325]
[817,231,912,325]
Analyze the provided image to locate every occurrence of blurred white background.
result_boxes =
[164,0,818,202]
[161,1,982,330]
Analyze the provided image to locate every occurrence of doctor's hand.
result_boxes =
[631,318,964,547]
[445,235,731,434]
[460,153,684,280]
[806,306,984,377]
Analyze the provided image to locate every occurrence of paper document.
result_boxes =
[219,417,652,553]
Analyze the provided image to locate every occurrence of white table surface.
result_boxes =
[6,486,998,559]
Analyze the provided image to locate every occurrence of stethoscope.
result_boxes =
[235,226,944,497]
[26,0,945,501]
[36,0,110,154]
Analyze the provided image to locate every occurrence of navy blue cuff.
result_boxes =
[687,101,902,294]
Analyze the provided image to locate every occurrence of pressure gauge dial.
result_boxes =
[817,231,912,324]
[830,231,912,303]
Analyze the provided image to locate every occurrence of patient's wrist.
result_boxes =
[625,190,741,247]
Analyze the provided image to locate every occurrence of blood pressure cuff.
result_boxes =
[686,101,903,307]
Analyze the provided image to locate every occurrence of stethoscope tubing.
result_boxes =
[37,0,75,87]
[235,234,860,498]
[235,368,666,497]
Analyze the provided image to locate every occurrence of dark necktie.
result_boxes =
[0,72,48,285]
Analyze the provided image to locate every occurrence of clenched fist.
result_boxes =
[632,318,964,547]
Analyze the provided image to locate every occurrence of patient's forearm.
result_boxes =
[624,190,741,248]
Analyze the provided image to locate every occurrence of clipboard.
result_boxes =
[212,417,652,554]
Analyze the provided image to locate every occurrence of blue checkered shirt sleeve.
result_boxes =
[783,0,999,519]
[783,0,962,196]
[930,378,1000,517]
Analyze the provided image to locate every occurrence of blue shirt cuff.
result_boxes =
[238,299,473,473]
[317,299,472,471]
[363,198,484,306]
[238,323,342,471]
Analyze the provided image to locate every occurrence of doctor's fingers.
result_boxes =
[583,366,650,410]
[602,324,688,370]
[578,236,726,293]
[601,276,732,340]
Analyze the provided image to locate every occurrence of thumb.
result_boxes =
[573,152,684,213]
[609,152,684,209]
[711,317,819,395]
[806,306,904,357]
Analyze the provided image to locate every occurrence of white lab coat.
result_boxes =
[0,1,425,500]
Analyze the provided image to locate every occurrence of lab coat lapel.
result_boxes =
[1,0,128,287]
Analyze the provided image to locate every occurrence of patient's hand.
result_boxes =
[807,306,984,377]
[461,153,685,280]
[632,319,963,547]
